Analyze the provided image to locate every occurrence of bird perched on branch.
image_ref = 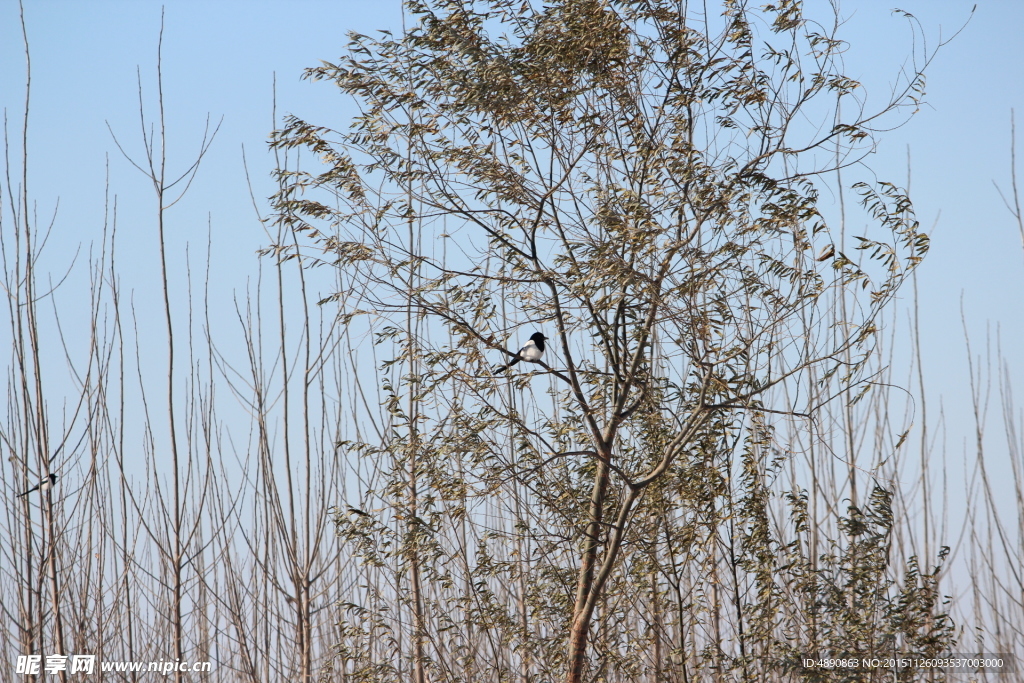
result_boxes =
[496,332,547,372]
[18,473,57,497]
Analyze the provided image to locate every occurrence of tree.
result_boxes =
[271,1,938,680]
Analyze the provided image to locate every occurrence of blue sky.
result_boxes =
[2,0,1022,562]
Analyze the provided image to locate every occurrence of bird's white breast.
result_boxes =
[520,341,542,362]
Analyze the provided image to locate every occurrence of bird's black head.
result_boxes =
[529,332,547,349]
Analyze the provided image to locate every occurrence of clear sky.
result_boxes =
[2,0,1022,583]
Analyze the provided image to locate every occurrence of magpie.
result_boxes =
[18,473,57,497]
[496,332,547,372]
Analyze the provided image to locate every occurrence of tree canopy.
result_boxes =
[271,1,945,680]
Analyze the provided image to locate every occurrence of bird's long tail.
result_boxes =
[495,357,521,373]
